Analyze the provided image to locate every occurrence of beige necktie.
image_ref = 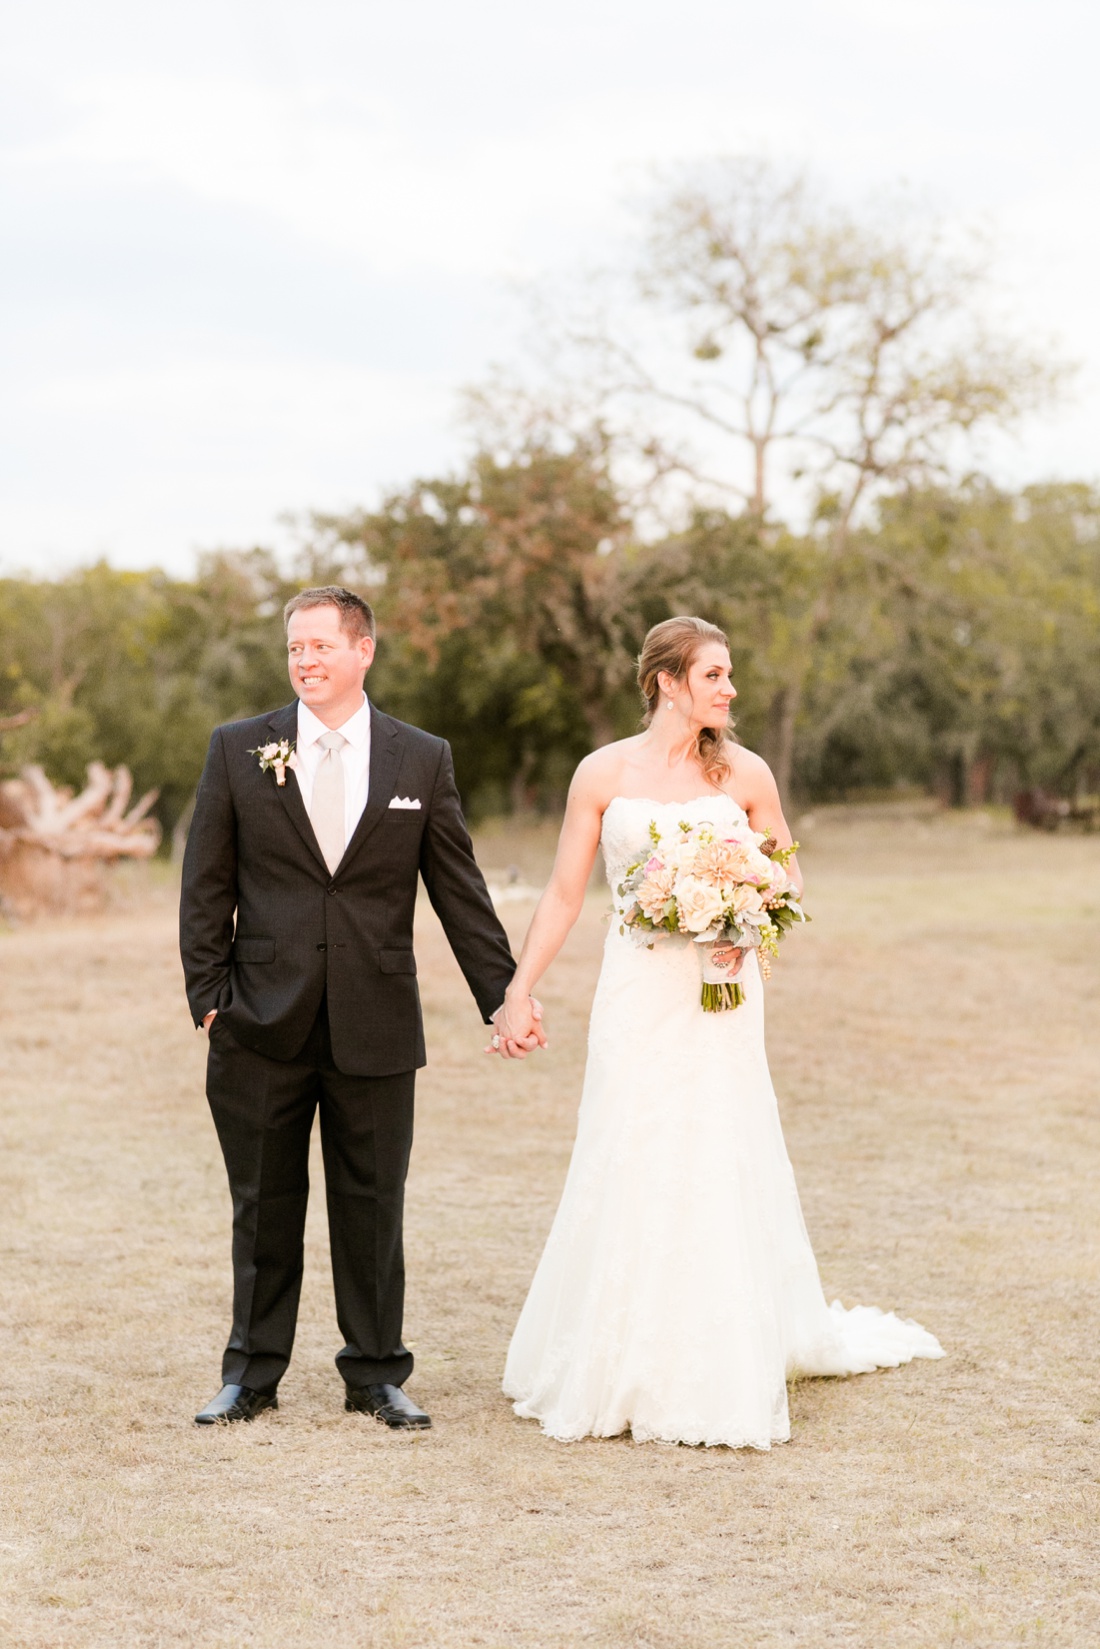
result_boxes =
[310,730,347,873]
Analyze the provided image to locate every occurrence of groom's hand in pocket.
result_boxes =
[201,1010,217,1036]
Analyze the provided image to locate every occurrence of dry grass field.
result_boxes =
[1,807,1098,1648]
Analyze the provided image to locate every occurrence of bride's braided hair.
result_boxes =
[637,616,734,789]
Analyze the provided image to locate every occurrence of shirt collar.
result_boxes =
[297,694,371,750]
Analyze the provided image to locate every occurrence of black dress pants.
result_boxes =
[205,997,416,1393]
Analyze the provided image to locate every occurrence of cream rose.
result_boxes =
[676,875,726,934]
[732,884,765,916]
[666,838,700,873]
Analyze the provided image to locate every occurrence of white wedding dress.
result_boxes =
[503,795,944,1448]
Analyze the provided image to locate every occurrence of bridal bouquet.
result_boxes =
[616,817,807,1012]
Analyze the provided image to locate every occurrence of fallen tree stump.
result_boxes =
[0,763,161,919]
[1013,788,1100,833]
[0,709,39,734]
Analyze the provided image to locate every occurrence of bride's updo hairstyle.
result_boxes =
[637,616,734,789]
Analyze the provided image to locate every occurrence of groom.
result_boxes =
[180,586,544,1429]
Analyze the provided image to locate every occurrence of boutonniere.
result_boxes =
[249,739,298,787]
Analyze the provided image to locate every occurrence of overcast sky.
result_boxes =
[3,0,1098,574]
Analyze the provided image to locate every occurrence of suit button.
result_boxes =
[327,886,337,895]
[317,943,327,952]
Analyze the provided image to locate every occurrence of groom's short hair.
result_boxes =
[283,586,376,643]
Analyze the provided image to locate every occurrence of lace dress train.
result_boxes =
[503,795,943,1449]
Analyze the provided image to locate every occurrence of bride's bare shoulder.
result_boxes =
[728,742,782,803]
[729,742,772,780]
[571,737,645,806]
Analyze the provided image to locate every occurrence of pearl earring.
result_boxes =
[666,700,674,712]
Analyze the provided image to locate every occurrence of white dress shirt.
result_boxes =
[294,694,372,846]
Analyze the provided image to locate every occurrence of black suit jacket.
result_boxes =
[179,700,516,1076]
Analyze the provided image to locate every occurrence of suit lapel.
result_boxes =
[335,704,404,876]
[265,702,329,875]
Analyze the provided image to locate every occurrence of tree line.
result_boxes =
[2,459,1097,837]
[1,159,1097,834]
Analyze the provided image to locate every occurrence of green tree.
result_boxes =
[789,483,1100,801]
[0,552,300,838]
[522,157,1066,798]
[312,438,649,812]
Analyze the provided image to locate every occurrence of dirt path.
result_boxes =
[1,811,1097,1647]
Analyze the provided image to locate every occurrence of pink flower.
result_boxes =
[691,841,736,882]
[764,861,789,895]
[637,867,676,920]
[723,825,758,848]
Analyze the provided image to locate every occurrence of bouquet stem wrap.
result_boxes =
[699,942,746,1013]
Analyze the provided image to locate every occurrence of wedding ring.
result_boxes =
[491,1035,501,1050]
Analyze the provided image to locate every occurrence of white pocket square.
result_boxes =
[388,796,422,810]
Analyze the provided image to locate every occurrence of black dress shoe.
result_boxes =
[194,1384,278,1425]
[345,1383,431,1430]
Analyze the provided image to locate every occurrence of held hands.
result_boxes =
[485,992,548,1060]
[203,1001,548,1056]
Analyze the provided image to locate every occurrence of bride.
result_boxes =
[492,615,943,1449]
